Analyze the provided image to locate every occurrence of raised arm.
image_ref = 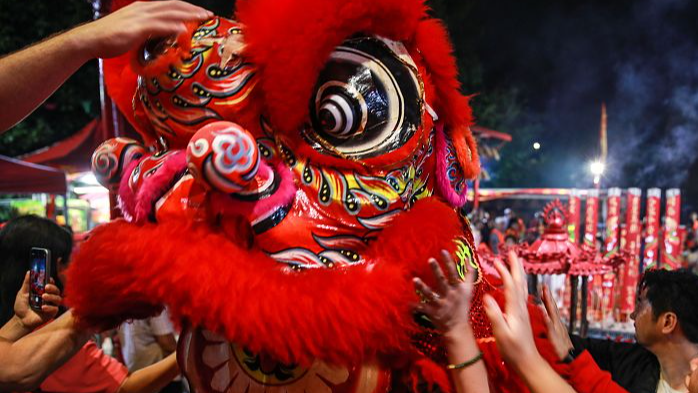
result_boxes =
[413,250,490,393]
[0,0,213,132]
[0,310,90,392]
[483,252,577,393]
[0,272,63,342]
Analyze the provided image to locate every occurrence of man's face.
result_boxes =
[630,288,662,347]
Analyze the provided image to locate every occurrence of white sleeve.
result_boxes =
[149,309,174,336]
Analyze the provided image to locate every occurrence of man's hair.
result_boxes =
[640,268,698,343]
[0,215,72,325]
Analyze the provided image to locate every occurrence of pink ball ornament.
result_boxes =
[186,121,261,194]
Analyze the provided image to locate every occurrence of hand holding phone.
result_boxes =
[11,247,62,331]
[29,247,52,312]
[10,271,61,335]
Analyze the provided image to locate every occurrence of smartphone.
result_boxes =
[29,247,51,311]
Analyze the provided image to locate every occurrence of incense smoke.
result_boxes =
[462,0,698,198]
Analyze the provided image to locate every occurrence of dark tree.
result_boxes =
[0,0,99,157]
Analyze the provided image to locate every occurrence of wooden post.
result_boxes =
[581,276,589,337]
[569,275,579,334]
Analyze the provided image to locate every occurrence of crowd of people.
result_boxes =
[2,1,698,393]
[468,208,546,255]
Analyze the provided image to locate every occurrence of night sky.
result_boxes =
[435,0,698,205]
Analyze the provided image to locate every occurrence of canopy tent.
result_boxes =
[471,125,513,142]
[20,119,102,173]
[0,154,67,194]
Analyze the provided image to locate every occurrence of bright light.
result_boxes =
[78,173,101,186]
[533,142,541,150]
[73,186,109,195]
[589,160,606,176]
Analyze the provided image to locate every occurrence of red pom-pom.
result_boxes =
[187,121,260,193]
[91,137,145,190]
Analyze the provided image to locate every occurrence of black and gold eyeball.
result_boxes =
[307,36,424,159]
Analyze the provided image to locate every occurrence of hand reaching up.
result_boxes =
[413,250,476,335]
[69,1,214,59]
[413,250,489,393]
[483,251,538,366]
[541,285,574,361]
[483,252,578,393]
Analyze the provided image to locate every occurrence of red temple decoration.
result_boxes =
[519,200,579,274]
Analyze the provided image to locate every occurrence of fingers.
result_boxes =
[440,249,461,284]
[507,250,527,297]
[149,0,214,20]
[412,301,436,317]
[148,9,209,24]
[428,258,449,295]
[44,283,60,296]
[40,304,60,318]
[20,271,30,294]
[41,292,62,306]
[539,288,553,327]
[413,277,440,303]
[464,263,476,290]
[542,285,561,323]
[483,294,507,334]
[140,21,188,38]
[493,259,515,305]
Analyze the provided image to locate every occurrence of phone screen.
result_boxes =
[29,248,49,310]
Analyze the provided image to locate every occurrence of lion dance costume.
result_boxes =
[66,0,558,391]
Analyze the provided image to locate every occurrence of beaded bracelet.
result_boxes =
[446,351,484,370]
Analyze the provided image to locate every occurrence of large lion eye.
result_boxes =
[316,82,367,139]
[307,36,424,159]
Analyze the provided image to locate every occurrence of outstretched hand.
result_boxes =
[483,251,539,367]
[14,271,63,331]
[413,250,476,335]
[541,285,574,360]
[69,1,214,59]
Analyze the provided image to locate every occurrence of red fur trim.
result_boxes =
[104,54,142,139]
[116,159,141,221]
[236,0,427,134]
[118,151,187,223]
[407,358,452,393]
[65,198,463,365]
[452,125,480,179]
[414,19,480,179]
[414,19,471,130]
